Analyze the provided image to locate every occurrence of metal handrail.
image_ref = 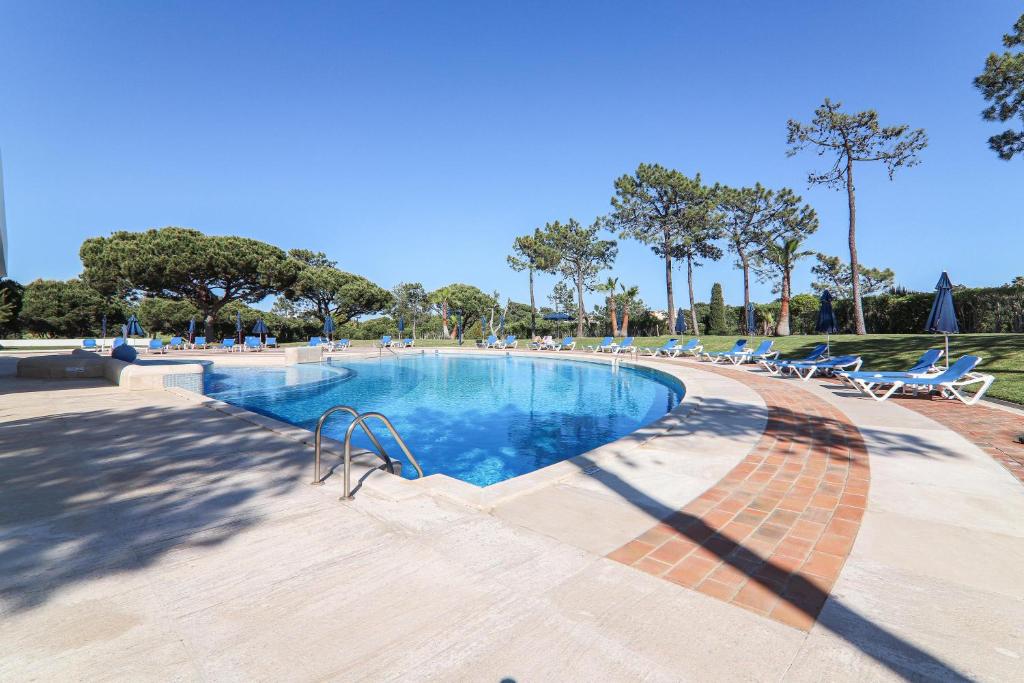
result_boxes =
[312,405,395,485]
[341,411,423,500]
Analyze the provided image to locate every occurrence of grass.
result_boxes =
[329,333,1024,405]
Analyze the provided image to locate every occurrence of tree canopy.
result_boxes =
[787,98,926,334]
[974,13,1024,160]
[609,164,714,333]
[20,278,108,337]
[810,253,895,299]
[428,283,497,338]
[80,227,299,338]
[539,219,617,336]
[286,249,392,326]
[507,228,560,337]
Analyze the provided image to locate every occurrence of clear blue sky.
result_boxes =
[1,1,1021,311]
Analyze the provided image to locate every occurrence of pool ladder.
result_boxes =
[312,405,424,500]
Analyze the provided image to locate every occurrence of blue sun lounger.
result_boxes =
[81,338,98,351]
[723,339,777,366]
[639,339,678,356]
[849,355,993,405]
[837,349,944,391]
[495,335,517,349]
[784,354,862,381]
[701,339,748,364]
[611,336,635,354]
[553,336,575,351]
[478,334,499,348]
[760,344,829,375]
[586,336,613,353]
[675,338,703,357]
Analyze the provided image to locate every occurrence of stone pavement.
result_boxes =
[1,351,1022,681]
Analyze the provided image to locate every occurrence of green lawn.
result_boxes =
[334,333,1023,405]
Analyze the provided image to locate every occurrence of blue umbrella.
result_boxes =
[235,311,243,342]
[674,311,686,335]
[745,302,756,336]
[815,291,838,356]
[125,314,144,338]
[480,310,487,337]
[398,316,405,336]
[322,314,335,341]
[925,271,959,368]
[499,312,505,337]
[252,318,269,334]
[187,317,195,343]
[455,311,463,345]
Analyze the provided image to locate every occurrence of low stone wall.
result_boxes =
[17,351,205,391]
[284,345,323,365]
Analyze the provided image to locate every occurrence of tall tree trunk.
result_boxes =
[847,157,866,334]
[609,295,618,336]
[204,311,215,341]
[664,229,675,333]
[687,254,699,335]
[776,269,792,336]
[576,279,585,337]
[621,305,630,337]
[528,268,536,338]
[740,250,751,334]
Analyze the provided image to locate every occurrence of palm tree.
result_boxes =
[618,284,640,337]
[756,237,814,336]
[507,229,560,338]
[596,276,620,335]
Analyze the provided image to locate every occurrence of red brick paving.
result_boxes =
[607,364,870,632]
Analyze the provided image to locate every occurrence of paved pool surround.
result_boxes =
[1,346,1022,680]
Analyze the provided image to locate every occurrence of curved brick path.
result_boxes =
[608,364,870,632]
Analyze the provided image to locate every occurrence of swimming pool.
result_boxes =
[204,353,684,487]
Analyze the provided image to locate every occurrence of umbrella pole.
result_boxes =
[945,335,950,369]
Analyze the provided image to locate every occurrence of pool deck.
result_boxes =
[0,349,1022,681]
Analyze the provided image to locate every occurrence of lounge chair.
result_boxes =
[611,336,636,354]
[220,339,236,352]
[335,338,351,349]
[380,335,393,348]
[265,337,277,348]
[552,336,575,351]
[191,336,208,349]
[669,338,703,358]
[760,343,829,375]
[478,335,499,349]
[147,339,167,354]
[849,355,993,405]
[309,337,323,347]
[784,354,862,381]
[701,339,749,364]
[495,335,517,349]
[837,349,946,393]
[81,338,98,351]
[639,339,678,356]
[400,338,415,348]
[529,336,553,350]
[166,336,185,350]
[586,336,613,353]
[243,337,262,352]
[722,339,777,366]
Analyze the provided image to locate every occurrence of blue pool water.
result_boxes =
[204,354,684,487]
